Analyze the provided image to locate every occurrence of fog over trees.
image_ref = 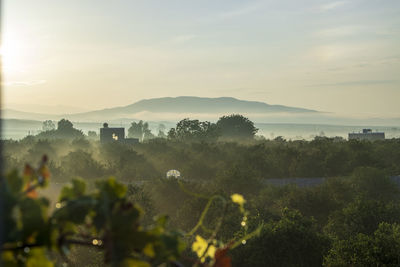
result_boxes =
[2,114,400,266]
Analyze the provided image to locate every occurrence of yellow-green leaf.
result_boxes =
[192,235,216,262]
[143,243,155,258]
[231,194,246,205]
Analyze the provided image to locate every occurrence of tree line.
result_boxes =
[36,114,258,143]
[128,114,258,142]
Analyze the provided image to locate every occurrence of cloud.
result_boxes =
[379,55,400,65]
[309,80,397,87]
[217,88,272,96]
[315,25,398,39]
[170,34,198,44]
[217,1,265,20]
[3,80,47,87]
[315,26,362,38]
[312,44,353,61]
[317,1,347,12]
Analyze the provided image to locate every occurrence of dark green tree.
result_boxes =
[324,223,400,266]
[324,199,400,240]
[61,150,105,178]
[36,119,83,139]
[42,120,55,131]
[216,114,258,140]
[168,118,219,141]
[232,208,330,267]
[57,119,84,139]
[57,119,74,131]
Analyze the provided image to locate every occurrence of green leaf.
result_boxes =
[142,243,155,258]
[20,198,49,243]
[5,170,24,194]
[59,178,86,201]
[117,259,151,267]
[25,248,54,267]
[96,178,127,201]
[53,196,95,224]
[155,215,168,228]
[1,251,18,267]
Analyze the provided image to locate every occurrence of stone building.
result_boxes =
[100,123,139,144]
[348,129,385,141]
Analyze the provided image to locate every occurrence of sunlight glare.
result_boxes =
[1,33,28,74]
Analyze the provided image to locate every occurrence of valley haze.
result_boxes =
[2,96,400,140]
[3,96,317,121]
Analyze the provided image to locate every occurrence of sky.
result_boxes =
[2,0,400,117]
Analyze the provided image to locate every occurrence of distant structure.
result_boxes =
[166,169,181,179]
[100,123,139,144]
[348,129,385,141]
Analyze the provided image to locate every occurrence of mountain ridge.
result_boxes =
[2,96,318,121]
[70,96,318,117]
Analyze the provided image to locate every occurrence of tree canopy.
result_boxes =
[216,114,258,140]
[42,120,55,131]
[168,118,219,142]
[128,120,154,142]
[36,119,84,139]
[3,118,400,266]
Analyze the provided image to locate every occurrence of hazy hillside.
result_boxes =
[113,96,317,113]
[2,97,318,122]
[82,96,315,112]
[2,109,58,121]
[3,97,400,127]
[65,96,315,119]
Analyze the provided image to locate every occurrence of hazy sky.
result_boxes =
[2,0,400,116]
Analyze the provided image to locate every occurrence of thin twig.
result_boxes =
[195,201,228,266]
[187,195,225,236]
[2,238,104,252]
[1,243,43,251]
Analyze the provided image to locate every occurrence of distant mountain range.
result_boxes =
[2,96,318,121]
[2,109,54,121]
[90,96,316,113]
[2,97,400,139]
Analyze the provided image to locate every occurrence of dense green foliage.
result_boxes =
[167,115,258,142]
[168,118,219,142]
[4,134,400,181]
[34,119,84,140]
[1,158,255,266]
[232,209,330,266]
[2,117,400,266]
[1,158,184,266]
[216,114,258,140]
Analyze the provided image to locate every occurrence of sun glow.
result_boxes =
[0,31,32,76]
[1,38,23,73]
